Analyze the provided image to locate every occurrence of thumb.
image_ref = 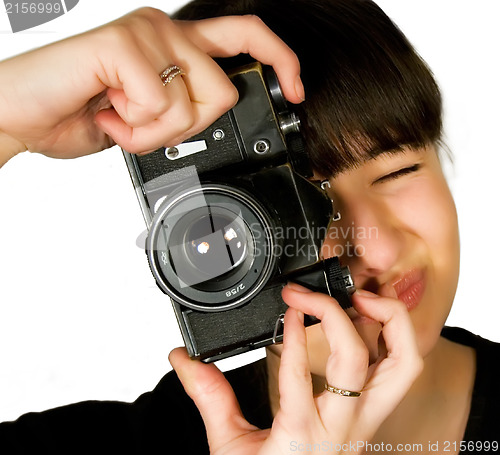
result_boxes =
[168,348,258,451]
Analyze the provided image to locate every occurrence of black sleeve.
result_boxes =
[0,358,272,455]
[0,370,210,455]
[442,327,500,451]
[462,333,500,446]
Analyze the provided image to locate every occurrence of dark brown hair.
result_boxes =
[174,0,442,176]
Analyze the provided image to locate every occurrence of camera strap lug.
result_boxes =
[320,179,341,221]
[272,313,286,344]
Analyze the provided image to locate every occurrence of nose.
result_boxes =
[321,197,403,282]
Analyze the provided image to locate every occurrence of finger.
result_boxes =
[96,38,172,128]
[353,291,422,372]
[154,23,241,139]
[345,284,396,364]
[126,9,241,134]
[350,291,424,430]
[283,284,369,394]
[95,77,195,153]
[168,348,257,452]
[282,283,369,432]
[350,318,382,365]
[161,58,239,145]
[176,16,304,103]
[96,30,237,151]
[277,307,317,425]
[104,87,169,130]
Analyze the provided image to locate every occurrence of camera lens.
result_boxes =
[169,206,254,291]
[147,184,276,312]
[185,213,247,274]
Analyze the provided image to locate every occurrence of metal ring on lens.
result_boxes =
[147,184,276,312]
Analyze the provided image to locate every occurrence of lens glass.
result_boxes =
[184,213,248,277]
[166,205,254,290]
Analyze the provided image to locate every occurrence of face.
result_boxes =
[272,145,460,377]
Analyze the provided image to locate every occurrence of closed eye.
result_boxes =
[373,163,421,184]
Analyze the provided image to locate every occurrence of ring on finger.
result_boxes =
[324,383,362,397]
[160,65,185,86]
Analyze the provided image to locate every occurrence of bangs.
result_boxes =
[277,1,443,176]
[296,56,443,177]
[174,0,443,176]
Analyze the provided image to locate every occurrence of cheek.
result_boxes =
[320,219,354,260]
[394,177,459,266]
[395,178,460,354]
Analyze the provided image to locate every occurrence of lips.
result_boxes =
[392,269,426,311]
[348,268,426,325]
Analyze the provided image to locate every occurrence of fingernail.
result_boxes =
[296,310,305,324]
[286,282,313,293]
[295,75,305,101]
[355,289,378,298]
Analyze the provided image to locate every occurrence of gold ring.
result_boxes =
[324,383,362,397]
[160,65,185,86]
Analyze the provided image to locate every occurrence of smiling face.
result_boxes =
[174,0,456,377]
[296,145,460,375]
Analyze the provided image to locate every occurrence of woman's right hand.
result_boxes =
[0,8,304,165]
[169,286,423,454]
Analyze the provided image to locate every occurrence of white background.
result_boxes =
[0,0,499,422]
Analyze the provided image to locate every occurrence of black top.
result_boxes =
[0,327,499,454]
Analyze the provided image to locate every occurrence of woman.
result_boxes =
[166,1,499,453]
[0,1,498,453]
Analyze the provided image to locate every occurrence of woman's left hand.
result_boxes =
[169,285,423,454]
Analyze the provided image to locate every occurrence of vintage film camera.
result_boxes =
[123,63,355,362]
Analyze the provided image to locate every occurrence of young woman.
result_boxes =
[0,1,498,453]
[166,1,499,453]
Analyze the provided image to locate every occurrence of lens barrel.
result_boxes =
[147,184,277,312]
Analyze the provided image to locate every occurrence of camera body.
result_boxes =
[123,63,354,362]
